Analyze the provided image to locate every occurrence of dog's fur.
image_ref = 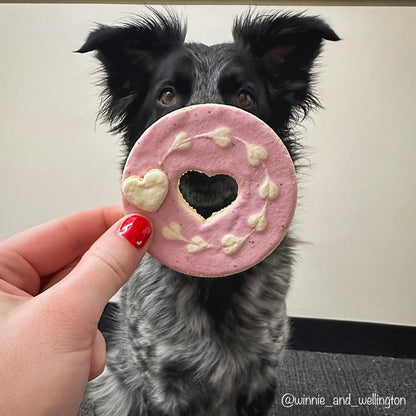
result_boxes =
[77,9,338,416]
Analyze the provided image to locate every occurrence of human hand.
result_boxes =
[0,207,152,416]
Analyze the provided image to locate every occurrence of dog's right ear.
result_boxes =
[233,12,339,120]
[76,11,185,132]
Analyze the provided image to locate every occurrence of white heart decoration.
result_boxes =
[187,236,211,253]
[172,132,191,150]
[246,143,268,166]
[248,210,267,232]
[162,221,184,240]
[221,234,245,255]
[206,127,232,147]
[259,176,278,200]
[122,169,169,212]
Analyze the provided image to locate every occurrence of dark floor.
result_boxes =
[100,305,416,415]
[271,349,415,415]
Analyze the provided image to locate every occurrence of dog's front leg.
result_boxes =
[236,381,276,416]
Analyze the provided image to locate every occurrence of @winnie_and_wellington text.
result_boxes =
[281,392,407,409]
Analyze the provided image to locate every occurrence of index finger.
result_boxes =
[0,206,124,295]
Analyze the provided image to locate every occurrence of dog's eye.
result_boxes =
[159,88,177,106]
[236,90,255,109]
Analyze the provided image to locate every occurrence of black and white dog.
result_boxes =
[77,9,338,416]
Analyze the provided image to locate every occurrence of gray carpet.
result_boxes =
[271,349,415,415]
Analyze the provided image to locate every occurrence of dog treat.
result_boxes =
[121,104,297,277]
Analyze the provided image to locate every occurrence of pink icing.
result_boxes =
[121,104,297,277]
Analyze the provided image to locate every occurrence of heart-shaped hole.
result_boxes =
[178,171,238,220]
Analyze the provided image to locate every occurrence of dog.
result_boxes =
[77,8,338,416]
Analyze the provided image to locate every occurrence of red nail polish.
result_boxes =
[119,215,152,249]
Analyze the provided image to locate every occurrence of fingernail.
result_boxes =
[118,215,152,249]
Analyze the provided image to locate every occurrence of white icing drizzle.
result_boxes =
[162,222,211,253]
[160,126,283,255]
[248,203,268,232]
[205,127,232,147]
[246,143,268,166]
[163,127,232,162]
[187,236,211,253]
[172,132,191,150]
[162,221,184,241]
[221,234,245,255]
[259,174,278,200]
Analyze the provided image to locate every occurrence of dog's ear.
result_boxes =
[76,11,185,133]
[233,12,339,109]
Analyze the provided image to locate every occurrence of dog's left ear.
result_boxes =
[76,10,185,141]
[233,12,339,106]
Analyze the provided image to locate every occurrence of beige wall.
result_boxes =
[0,4,415,325]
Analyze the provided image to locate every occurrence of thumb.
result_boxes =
[56,214,152,319]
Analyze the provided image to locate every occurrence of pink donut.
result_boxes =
[121,104,297,277]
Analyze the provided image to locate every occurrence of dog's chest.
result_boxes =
[116,256,286,401]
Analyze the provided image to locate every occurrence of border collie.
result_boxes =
[77,9,338,416]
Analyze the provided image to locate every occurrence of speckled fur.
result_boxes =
[80,242,293,416]
[77,9,338,415]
